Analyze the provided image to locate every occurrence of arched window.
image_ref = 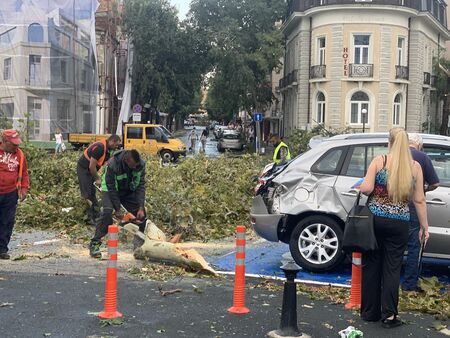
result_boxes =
[393,94,401,126]
[28,23,43,43]
[350,91,369,124]
[317,92,325,124]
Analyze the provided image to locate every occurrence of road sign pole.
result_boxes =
[256,121,261,155]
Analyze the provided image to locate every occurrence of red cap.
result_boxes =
[2,129,22,145]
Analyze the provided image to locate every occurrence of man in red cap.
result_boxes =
[0,129,29,259]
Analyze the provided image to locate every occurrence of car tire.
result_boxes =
[160,150,174,162]
[289,215,345,272]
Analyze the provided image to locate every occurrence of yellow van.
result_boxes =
[123,124,187,161]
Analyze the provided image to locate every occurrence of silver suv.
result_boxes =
[251,133,450,272]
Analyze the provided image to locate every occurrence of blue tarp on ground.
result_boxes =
[209,241,450,286]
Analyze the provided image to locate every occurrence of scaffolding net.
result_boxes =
[0,0,98,140]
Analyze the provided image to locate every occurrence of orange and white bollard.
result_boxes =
[345,252,362,310]
[228,225,250,314]
[99,225,123,319]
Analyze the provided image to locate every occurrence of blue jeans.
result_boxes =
[402,206,421,290]
[0,191,18,253]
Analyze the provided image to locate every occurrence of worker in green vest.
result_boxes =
[270,134,291,165]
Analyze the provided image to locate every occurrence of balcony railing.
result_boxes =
[279,70,299,89]
[423,72,431,85]
[310,65,326,79]
[286,0,447,27]
[349,64,373,78]
[395,65,409,80]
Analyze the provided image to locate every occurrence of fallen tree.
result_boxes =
[124,221,217,275]
[16,145,266,241]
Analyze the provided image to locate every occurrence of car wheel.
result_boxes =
[289,215,344,272]
[160,150,174,162]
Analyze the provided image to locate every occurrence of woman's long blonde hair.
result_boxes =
[387,127,414,203]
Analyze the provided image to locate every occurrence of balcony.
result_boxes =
[286,0,447,28]
[395,65,409,80]
[349,64,373,78]
[310,65,326,79]
[423,72,431,85]
[279,70,298,89]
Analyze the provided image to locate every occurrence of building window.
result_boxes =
[27,97,42,138]
[29,55,41,82]
[393,94,401,126]
[57,99,70,122]
[61,60,67,83]
[0,101,14,127]
[318,37,326,65]
[3,58,11,80]
[28,23,43,43]
[350,91,369,124]
[397,37,405,66]
[354,35,370,64]
[317,92,325,124]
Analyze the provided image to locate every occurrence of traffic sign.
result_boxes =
[133,104,142,114]
[132,113,141,122]
[254,112,263,122]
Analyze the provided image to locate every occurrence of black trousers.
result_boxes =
[0,191,18,253]
[91,191,145,243]
[361,215,409,321]
[76,163,98,220]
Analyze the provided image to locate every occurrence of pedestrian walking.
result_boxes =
[0,129,29,260]
[402,133,439,292]
[188,127,199,153]
[358,127,429,328]
[269,134,291,165]
[89,149,146,258]
[54,128,64,155]
[200,129,208,153]
[76,135,121,226]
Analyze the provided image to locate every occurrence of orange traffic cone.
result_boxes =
[345,252,362,310]
[228,225,250,314]
[99,225,123,319]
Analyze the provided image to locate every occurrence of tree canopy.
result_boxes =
[123,0,209,122]
[188,0,286,121]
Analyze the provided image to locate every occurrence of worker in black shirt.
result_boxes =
[76,135,122,225]
[89,149,146,258]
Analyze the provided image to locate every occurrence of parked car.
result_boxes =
[217,131,245,152]
[251,133,450,272]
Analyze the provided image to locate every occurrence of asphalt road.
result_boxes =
[0,271,446,338]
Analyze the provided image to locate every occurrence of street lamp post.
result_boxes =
[362,108,367,133]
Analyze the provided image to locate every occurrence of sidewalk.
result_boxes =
[0,271,446,338]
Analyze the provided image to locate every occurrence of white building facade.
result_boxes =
[281,0,450,136]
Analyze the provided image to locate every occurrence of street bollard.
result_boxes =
[228,225,250,314]
[267,259,311,338]
[345,252,362,310]
[99,225,122,319]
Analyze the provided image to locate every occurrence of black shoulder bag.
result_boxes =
[342,191,378,253]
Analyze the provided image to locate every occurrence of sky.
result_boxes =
[170,0,190,19]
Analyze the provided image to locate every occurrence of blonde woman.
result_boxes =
[359,127,429,328]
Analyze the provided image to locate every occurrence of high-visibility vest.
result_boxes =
[84,139,108,167]
[16,148,24,191]
[273,141,291,164]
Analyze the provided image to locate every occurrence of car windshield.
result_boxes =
[158,126,174,139]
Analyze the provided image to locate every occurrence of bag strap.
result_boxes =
[383,155,387,168]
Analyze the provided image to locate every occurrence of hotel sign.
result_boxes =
[343,48,349,76]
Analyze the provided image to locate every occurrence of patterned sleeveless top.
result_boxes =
[367,157,410,221]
